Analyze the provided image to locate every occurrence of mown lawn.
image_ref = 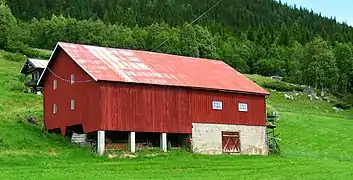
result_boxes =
[1,153,353,179]
[0,52,353,179]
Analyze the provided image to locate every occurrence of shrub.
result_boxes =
[3,51,27,62]
[3,74,27,92]
[266,103,276,113]
[334,102,351,110]
[8,80,26,92]
[21,46,51,59]
[331,92,353,107]
[262,81,304,92]
[4,42,51,60]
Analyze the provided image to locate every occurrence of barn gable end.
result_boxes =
[42,47,102,134]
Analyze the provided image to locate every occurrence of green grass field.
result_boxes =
[0,51,353,179]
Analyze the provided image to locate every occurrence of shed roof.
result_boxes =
[21,58,48,73]
[29,58,49,69]
[39,42,269,95]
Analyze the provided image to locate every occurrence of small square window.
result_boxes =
[71,99,75,110]
[53,104,57,114]
[212,101,223,110]
[70,74,75,84]
[53,80,57,90]
[238,103,248,112]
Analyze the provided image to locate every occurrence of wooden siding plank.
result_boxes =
[101,82,266,134]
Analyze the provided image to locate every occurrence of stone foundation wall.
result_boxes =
[191,123,268,155]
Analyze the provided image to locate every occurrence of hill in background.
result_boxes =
[6,0,353,44]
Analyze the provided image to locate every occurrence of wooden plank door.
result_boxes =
[222,131,241,153]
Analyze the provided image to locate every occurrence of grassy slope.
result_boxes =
[0,52,353,179]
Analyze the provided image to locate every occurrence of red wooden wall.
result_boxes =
[43,48,266,135]
[43,48,101,135]
[100,82,266,134]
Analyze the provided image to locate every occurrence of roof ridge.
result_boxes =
[59,42,225,63]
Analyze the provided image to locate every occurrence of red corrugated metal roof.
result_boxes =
[43,42,269,95]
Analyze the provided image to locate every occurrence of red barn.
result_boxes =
[38,42,269,155]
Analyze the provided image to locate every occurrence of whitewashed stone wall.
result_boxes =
[192,123,268,155]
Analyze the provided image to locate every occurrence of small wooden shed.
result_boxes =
[21,58,48,93]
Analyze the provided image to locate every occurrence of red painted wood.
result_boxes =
[100,82,266,134]
[43,48,266,135]
[43,48,101,134]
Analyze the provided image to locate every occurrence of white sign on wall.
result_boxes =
[238,103,248,112]
[212,101,223,110]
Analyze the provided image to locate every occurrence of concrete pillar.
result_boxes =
[160,133,167,152]
[128,132,136,153]
[97,130,105,155]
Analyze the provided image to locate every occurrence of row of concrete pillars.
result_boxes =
[96,131,167,155]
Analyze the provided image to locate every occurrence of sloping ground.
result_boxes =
[0,51,353,179]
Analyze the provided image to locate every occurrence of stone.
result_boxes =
[333,107,340,113]
[303,87,316,96]
[284,94,294,100]
[314,95,320,100]
[120,154,137,158]
[108,154,117,159]
[308,95,313,101]
[270,76,283,81]
[27,116,38,125]
[145,154,159,157]
[191,123,267,155]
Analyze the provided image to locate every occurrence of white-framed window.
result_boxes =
[71,99,75,110]
[53,80,57,90]
[212,101,223,110]
[53,104,57,114]
[70,74,75,84]
[238,103,248,112]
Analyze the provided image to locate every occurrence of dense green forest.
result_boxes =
[5,0,353,45]
[1,0,353,97]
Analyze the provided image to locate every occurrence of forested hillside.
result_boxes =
[6,0,353,45]
[1,0,353,98]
